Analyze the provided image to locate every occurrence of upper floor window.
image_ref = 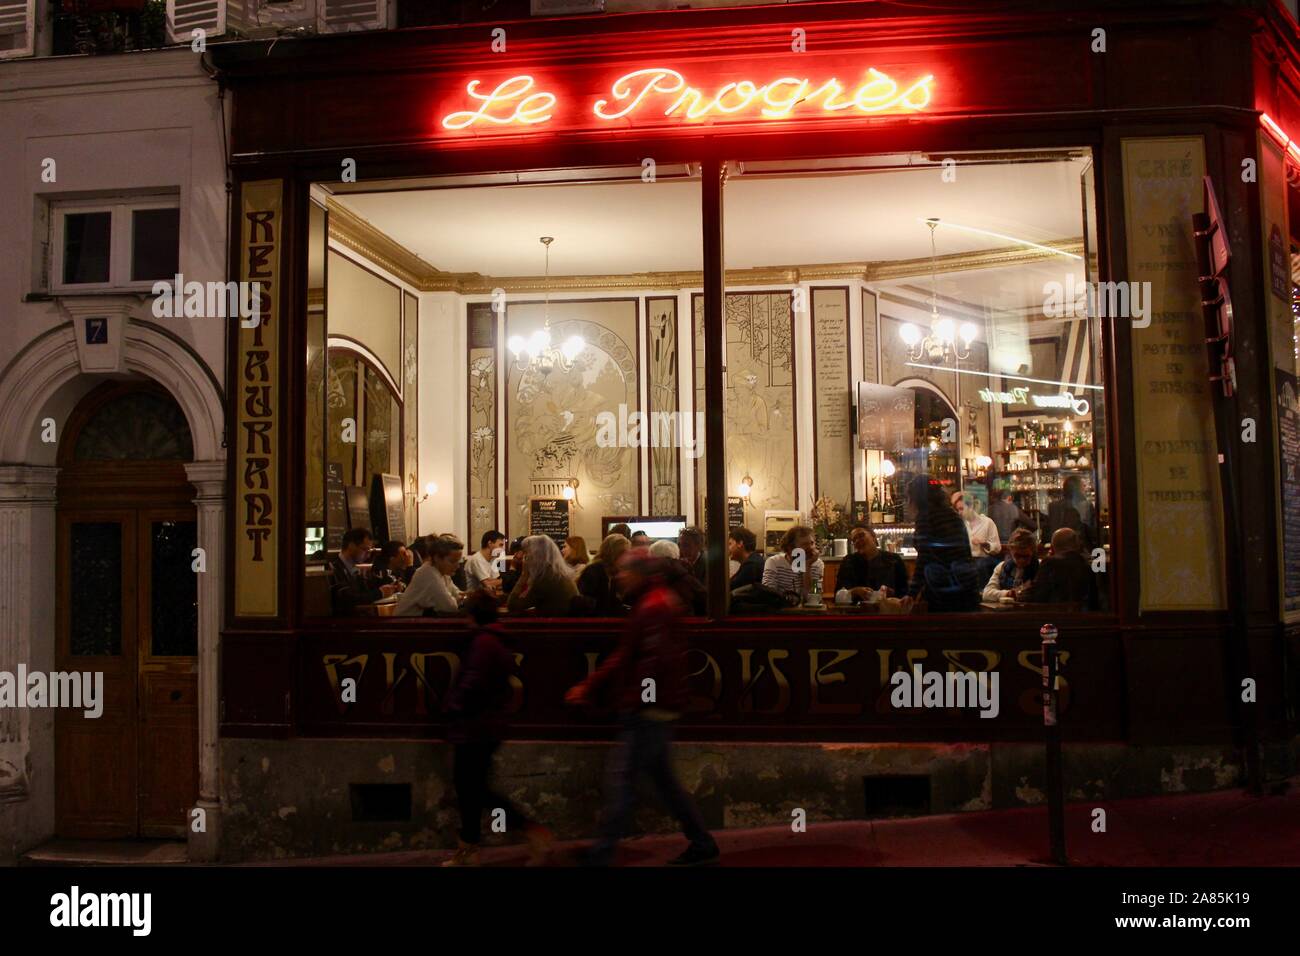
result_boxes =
[51,198,180,293]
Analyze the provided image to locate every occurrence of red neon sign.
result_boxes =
[439,66,934,132]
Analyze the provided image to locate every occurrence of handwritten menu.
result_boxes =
[857,382,914,452]
[1122,137,1224,610]
[1278,373,1300,614]
[812,288,852,505]
[529,497,570,545]
[325,463,346,552]
[346,485,371,534]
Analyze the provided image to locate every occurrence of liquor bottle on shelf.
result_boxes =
[870,481,883,524]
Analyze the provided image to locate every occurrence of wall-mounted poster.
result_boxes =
[857,382,914,452]
[763,509,801,556]
[811,287,852,506]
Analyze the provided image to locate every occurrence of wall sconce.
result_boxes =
[415,481,437,504]
[737,475,754,498]
[562,478,580,508]
[881,458,896,478]
[975,455,993,470]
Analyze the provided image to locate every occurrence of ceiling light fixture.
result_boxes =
[507,237,585,375]
[899,218,977,365]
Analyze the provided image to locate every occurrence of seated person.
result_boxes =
[727,526,765,591]
[463,530,506,594]
[404,536,429,586]
[367,540,410,592]
[608,522,632,540]
[498,537,526,597]
[562,535,589,580]
[1023,528,1099,610]
[982,528,1040,603]
[396,535,465,616]
[330,528,398,615]
[762,525,824,606]
[629,530,651,548]
[649,539,705,614]
[837,525,908,600]
[576,533,631,615]
[677,526,707,583]
[507,535,579,615]
[438,533,469,591]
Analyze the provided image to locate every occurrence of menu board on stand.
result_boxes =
[529,496,571,546]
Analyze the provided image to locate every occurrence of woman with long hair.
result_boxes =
[506,534,578,615]
[561,535,589,579]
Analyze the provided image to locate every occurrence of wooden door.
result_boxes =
[55,507,199,838]
[55,511,139,838]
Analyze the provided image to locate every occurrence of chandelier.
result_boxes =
[507,236,585,374]
[899,218,978,364]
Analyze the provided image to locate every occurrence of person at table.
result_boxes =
[838,525,908,601]
[562,535,589,580]
[1022,527,1099,610]
[609,523,632,540]
[908,475,981,612]
[576,533,630,615]
[650,539,705,614]
[396,535,465,616]
[727,526,766,592]
[987,485,1032,543]
[762,525,824,607]
[438,533,470,591]
[330,528,397,616]
[367,539,410,592]
[464,530,506,595]
[677,526,707,584]
[629,530,651,548]
[498,537,526,597]
[981,528,1040,604]
[404,536,429,587]
[507,535,578,615]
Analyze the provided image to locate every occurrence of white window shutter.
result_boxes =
[318,0,386,34]
[0,0,34,60]
[167,0,228,45]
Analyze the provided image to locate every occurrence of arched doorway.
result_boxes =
[54,380,199,839]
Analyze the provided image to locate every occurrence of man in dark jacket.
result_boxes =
[837,525,909,599]
[566,550,720,866]
[329,528,396,616]
[442,593,552,867]
[728,526,766,592]
[1024,528,1098,610]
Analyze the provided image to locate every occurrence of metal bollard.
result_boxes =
[1041,623,1067,865]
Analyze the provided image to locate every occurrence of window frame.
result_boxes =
[49,196,181,294]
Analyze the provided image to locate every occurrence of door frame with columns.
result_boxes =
[0,302,225,862]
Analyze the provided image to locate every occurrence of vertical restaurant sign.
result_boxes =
[1121,138,1225,611]
[236,180,282,617]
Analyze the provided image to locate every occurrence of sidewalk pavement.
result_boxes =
[271,778,1299,867]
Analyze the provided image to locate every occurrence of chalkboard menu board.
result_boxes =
[857,382,915,452]
[1277,372,1300,615]
[728,496,746,531]
[346,485,371,535]
[529,497,570,545]
[325,463,347,552]
[370,473,407,546]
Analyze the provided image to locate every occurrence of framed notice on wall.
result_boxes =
[857,382,914,452]
[529,496,570,545]
[763,509,800,556]
[1277,372,1300,618]
[325,463,347,553]
[370,473,407,545]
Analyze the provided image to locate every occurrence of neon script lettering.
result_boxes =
[441,75,557,130]
[593,67,933,121]
[440,67,933,130]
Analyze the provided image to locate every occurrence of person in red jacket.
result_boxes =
[442,591,553,867]
[565,549,720,866]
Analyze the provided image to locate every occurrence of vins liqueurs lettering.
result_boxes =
[439,67,934,131]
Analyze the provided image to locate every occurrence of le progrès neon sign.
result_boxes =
[440,66,934,131]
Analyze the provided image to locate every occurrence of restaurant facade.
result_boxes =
[181,0,1300,859]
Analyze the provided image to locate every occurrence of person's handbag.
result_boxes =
[730,583,788,612]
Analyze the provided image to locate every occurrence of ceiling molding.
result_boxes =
[326,198,1083,294]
